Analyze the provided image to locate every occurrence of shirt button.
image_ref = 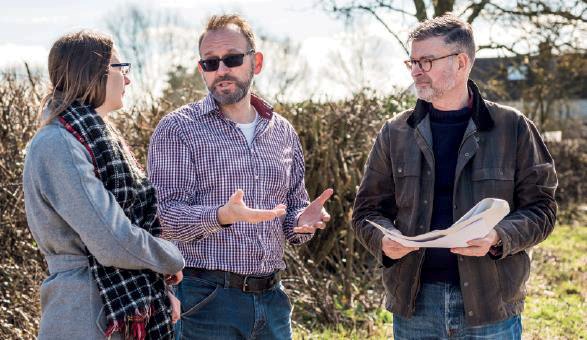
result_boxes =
[459,257,464,262]
[427,171,431,175]
[454,204,458,209]
[423,200,428,205]
[464,152,470,157]
[418,225,424,229]
[398,168,403,173]
[468,311,474,317]
[254,175,259,180]
[463,281,469,287]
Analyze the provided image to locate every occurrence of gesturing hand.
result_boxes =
[218,189,287,225]
[294,188,334,234]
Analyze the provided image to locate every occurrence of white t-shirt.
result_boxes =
[236,111,259,147]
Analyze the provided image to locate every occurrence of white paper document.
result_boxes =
[367,198,510,248]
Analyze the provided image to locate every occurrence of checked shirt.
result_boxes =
[148,93,312,275]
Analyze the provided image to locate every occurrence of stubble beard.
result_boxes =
[415,69,456,103]
[209,63,254,105]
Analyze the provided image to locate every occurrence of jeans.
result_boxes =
[393,282,522,339]
[174,270,292,340]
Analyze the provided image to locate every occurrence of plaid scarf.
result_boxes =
[58,102,173,340]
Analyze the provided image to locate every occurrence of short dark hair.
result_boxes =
[198,14,256,55]
[409,13,475,64]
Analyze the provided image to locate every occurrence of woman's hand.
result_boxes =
[167,290,181,324]
[165,271,183,285]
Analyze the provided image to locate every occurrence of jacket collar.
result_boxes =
[407,79,494,132]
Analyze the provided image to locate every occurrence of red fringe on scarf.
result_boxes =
[104,305,154,340]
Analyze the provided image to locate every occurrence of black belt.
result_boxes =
[183,268,280,293]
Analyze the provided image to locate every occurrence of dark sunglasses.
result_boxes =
[199,49,255,72]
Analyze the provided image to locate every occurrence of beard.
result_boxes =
[414,69,456,102]
[209,63,254,105]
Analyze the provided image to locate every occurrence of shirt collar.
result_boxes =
[202,92,274,119]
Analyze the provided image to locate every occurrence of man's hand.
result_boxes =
[450,229,500,257]
[218,189,287,225]
[293,188,334,234]
[165,271,183,285]
[382,236,419,259]
[167,291,181,324]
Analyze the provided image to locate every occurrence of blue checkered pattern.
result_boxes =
[148,93,312,275]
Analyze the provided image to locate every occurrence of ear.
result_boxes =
[457,53,468,71]
[197,63,208,84]
[253,52,264,75]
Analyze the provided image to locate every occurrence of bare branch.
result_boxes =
[465,0,491,23]
[323,0,417,20]
[413,0,428,21]
[359,6,410,55]
[477,42,523,56]
[320,1,411,55]
[23,62,40,101]
[487,0,587,23]
[372,0,415,17]
[433,0,456,18]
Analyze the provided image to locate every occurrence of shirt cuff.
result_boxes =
[290,232,314,245]
[287,213,314,245]
[201,205,228,234]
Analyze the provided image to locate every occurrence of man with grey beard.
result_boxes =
[148,14,333,340]
[353,13,557,339]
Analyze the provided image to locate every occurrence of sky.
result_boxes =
[0,0,536,102]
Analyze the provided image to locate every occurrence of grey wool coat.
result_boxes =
[23,121,185,340]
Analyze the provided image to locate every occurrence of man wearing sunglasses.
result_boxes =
[353,13,557,339]
[148,14,332,339]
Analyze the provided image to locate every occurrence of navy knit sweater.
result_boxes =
[421,106,471,283]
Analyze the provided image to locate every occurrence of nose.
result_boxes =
[124,74,131,85]
[216,60,230,75]
[411,63,423,78]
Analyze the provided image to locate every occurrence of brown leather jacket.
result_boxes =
[352,80,557,326]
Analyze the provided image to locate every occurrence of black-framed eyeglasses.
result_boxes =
[404,53,460,72]
[110,63,131,75]
[199,49,255,72]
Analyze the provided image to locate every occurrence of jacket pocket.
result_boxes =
[382,261,403,309]
[95,305,108,335]
[89,270,109,337]
[472,167,515,204]
[180,277,221,317]
[394,162,420,208]
[496,250,530,303]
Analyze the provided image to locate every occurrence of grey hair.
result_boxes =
[409,13,476,65]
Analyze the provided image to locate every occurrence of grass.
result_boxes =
[293,224,587,339]
[523,225,587,340]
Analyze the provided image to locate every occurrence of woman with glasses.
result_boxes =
[23,30,184,339]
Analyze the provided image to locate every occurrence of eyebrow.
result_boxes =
[410,54,437,59]
[202,48,247,58]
